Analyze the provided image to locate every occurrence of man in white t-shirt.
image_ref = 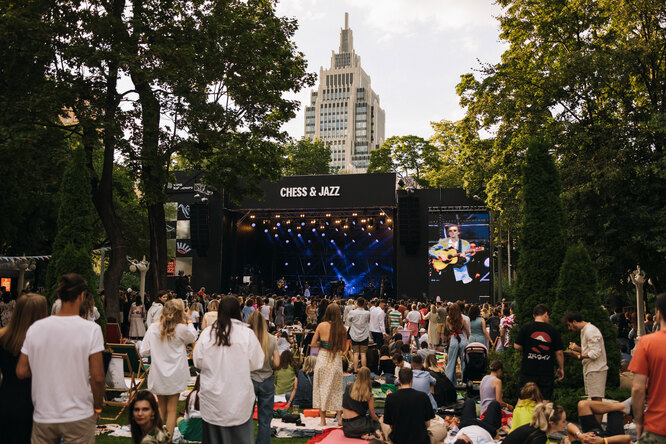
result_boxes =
[17,273,105,444]
[347,297,371,372]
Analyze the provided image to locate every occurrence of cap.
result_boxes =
[419,328,426,333]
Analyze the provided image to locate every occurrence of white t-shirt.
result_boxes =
[190,310,200,323]
[394,361,411,379]
[21,315,104,423]
[260,305,271,321]
[193,319,264,426]
[406,310,422,323]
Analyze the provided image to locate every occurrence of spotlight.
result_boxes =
[264,228,268,232]
[297,226,301,230]
[284,262,289,266]
[380,211,385,216]
[311,219,316,224]
[275,214,281,218]
[352,239,356,243]
[375,262,379,266]
[352,212,358,216]
[301,222,306,226]
[367,225,372,229]
[320,225,325,230]
[351,262,355,266]
[286,240,290,243]
[307,262,311,266]
[288,228,292,232]
[330,262,334,266]
[343,224,349,229]
[300,213,305,218]
[388,227,392,230]
[361,218,367,223]
[308,240,311,243]
[386,218,392,223]
[361,227,365,231]
[250,215,255,219]
[330,239,334,243]
[312,228,316,232]
[335,219,341,224]
[286,219,291,224]
[325,213,331,217]
[375,239,379,243]
[277,222,281,227]
[274,234,278,238]
[322,233,326,237]
[251,223,256,227]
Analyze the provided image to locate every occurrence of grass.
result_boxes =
[96,399,309,444]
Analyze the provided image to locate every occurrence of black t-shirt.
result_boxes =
[503,424,547,444]
[515,321,563,376]
[384,388,434,444]
[0,346,33,417]
[428,369,457,406]
[379,358,396,375]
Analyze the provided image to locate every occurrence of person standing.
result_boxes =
[445,303,470,386]
[498,305,515,350]
[146,290,168,327]
[406,304,422,338]
[381,367,447,444]
[193,296,265,444]
[563,311,608,402]
[311,303,346,426]
[0,293,48,444]
[388,304,403,334]
[630,292,666,443]
[514,304,564,401]
[247,311,280,444]
[141,298,198,438]
[16,274,105,444]
[347,298,371,373]
[468,305,492,347]
[436,303,448,346]
[175,270,189,300]
[369,299,387,349]
[129,294,147,339]
[423,304,440,349]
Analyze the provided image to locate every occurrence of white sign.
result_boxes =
[279,186,341,198]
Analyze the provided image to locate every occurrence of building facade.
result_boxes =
[304,13,385,173]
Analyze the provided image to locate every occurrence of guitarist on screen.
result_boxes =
[429,224,476,284]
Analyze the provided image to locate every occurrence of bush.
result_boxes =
[120,272,140,293]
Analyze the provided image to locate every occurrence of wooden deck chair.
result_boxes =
[107,343,149,380]
[105,323,123,344]
[101,352,144,420]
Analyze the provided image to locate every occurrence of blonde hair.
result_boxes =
[247,310,272,363]
[160,298,186,341]
[530,402,565,432]
[424,353,443,373]
[302,356,317,374]
[350,367,372,402]
[519,382,543,403]
[208,300,219,312]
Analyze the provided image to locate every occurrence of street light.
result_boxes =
[16,259,36,293]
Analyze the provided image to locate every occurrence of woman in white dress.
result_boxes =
[129,296,146,338]
[141,298,197,438]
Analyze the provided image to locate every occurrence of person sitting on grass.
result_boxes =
[510,382,543,432]
[424,353,456,407]
[342,356,357,387]
[274,350,297,396]
[501,403,568,444]
[129,390,170,444]
[287,356,316,410]
[479,360,513,417]
[342,367,383,440]
[176,376,202,442]
[573,399,632,444]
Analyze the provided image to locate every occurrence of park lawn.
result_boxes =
[96,399,309,444]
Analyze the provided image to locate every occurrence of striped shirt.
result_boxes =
[388,309,402,329]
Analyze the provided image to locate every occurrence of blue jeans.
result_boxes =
[446,334,467,386]
[252,377,275,444]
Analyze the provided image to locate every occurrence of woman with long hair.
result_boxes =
[341,367,381,439]
[274,350,297,396]
[140,298,197,438]
[248,310,279,444]
[424,353,457,406]
[510,382,543,432]
[311,302,347,426]
[423,304,440,348]
[502,403,568,444]
[193,295,265,444]
[129,390,170,444]
[306,300,317,325]
[0,293,48,443]
[287,356,317,409]
[445,302,470,386]
[201,299,219,330]
[176,375,203,442]
[468,305,491,347]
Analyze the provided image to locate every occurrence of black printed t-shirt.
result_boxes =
[515,321,563,376]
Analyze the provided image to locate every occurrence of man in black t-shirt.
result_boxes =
[381,367,447,444]
[514,304,564,400]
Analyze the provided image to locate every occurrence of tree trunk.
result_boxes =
[147,203,167,295]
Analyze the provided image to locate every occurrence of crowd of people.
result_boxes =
[0,276,665,444]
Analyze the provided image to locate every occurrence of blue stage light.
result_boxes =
[274,234,278,238]
[330,239,334,243]
[330,262,334,266]
[288,228,292,232]
[301,222,306,226]
[251,223,256,227]
[264,228,268,232]
[352,239,356,243]
[375,239,379,243]
[352,262,355,266]
[286,240,290,243]
[307,262,311,266]
[308,240,311,243]
[277,222,281,227]
[312,228,316,232]
[361,227,365,231]
[284,262,288,266]
[375,262,379,266]
[322,233,326,237]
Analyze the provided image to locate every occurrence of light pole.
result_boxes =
[128,256,150,304]
[628,266,647,341]
[16,259,36,293]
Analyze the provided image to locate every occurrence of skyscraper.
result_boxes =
[304,13,385,173]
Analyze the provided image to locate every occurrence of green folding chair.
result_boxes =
[107,343,150,380]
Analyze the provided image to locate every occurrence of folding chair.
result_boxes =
[105,323,123,343]
[107,343,150,380]
[101,352,144,420]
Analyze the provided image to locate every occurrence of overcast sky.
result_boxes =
[275,0,507,140]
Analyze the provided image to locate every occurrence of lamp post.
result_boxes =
[628,265,647,341]
[128,256,150,304]
[16,259,36,293]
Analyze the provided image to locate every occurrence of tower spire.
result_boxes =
[345,12,349,29]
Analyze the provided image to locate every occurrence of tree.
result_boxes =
[368,135,443,187]
[283,138,332,176]
[6,0,314,308]
[514,139,566,324]
[552,244,620,399]
[45,146,105,328]
[454,0,666,298]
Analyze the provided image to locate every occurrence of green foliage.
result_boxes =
[552,244,621,390]
[283,138,331,176]
[454,0,666,296]
[45,146,106,329]
[120,272,141,293]
[368,135,443,187]
[514,139,566,324]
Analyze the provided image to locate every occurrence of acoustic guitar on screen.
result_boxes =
[432,246,485,271]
